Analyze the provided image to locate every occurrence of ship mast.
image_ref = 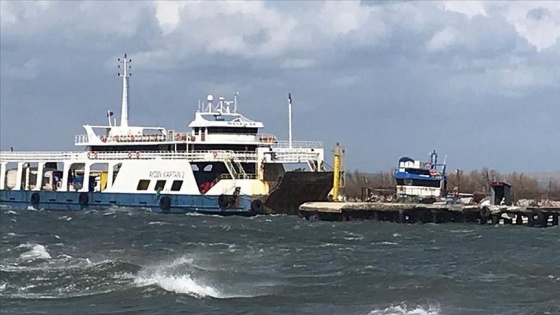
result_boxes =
[288,93,293,148]
[118,53,132,127]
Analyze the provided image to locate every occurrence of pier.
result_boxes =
[299,202,560,228]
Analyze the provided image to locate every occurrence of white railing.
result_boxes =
[75,132,322,149]
[75,135,89,144]
[269,151,320,163]
[256,134,322,148]
[269,140,323,148]
[74,132,193,145]
[0,150,257,162]
[0,149,321,164]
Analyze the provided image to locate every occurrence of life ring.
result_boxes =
[30,192,40,207]
[159,196,171,213]
[218,194,230,208]
[136,151,140,159]
[213,151,218,158]
[250,199,264,214]
[78,192,89,208]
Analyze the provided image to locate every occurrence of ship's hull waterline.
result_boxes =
[0,190,256,215]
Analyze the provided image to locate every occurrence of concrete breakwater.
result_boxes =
[299,202,560,228]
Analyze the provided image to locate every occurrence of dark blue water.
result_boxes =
[1,206,559,315]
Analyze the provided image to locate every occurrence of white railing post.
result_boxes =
[34,162,44,191]
[15,163,24,190]
[0,162,6,190]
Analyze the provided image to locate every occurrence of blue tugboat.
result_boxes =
[394,150,447,201]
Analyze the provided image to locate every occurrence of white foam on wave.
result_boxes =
[134,255,261,299]
[368,304,440,315]
[136,273,221,298]
[372,241,399,245]
[134,256,223,298]
[148,221,168,226]
[17,243,52,261]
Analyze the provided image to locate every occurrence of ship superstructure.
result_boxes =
[394,150,447,199]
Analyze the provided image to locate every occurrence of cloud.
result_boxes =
[443,1,488,18]
[442,1,560,51]
[1,0,559,172]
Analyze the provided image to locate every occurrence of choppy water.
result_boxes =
[1,206,559,315]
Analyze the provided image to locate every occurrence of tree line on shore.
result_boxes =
[344,168,560,201]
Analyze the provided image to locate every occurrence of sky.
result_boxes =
[1,1,559,173]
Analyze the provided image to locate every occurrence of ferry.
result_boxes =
[394,150,447,201]
[0,54,333,215]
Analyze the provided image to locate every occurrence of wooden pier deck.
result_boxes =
[299,202,560,227]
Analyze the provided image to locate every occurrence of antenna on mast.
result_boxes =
[234,91,239,113]
[288,93,293,149]
[117,53,132,127]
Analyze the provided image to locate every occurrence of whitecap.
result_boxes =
[134,255,259,299]
[135,273,221,298]
[18,244,51,261]
[148,221,168,226]
[368,304,440,315]
[372,241,399,245]
[450,229,474,233]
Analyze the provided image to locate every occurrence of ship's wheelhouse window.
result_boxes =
[137,180,150,191]
[207,127,258,134]
[405,168,430,176]
[171,180,183,191]
[194,128,199,135]
[154,180,166,191]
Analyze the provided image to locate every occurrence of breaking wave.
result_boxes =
[368,304,440,315]
[16,243,52,261]
[133,255,255,299]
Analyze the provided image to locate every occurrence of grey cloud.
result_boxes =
[1,1,559,174]
[527,7,551,21]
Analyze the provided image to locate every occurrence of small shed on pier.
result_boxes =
[491,181,512,206]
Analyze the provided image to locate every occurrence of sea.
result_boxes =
[1,206,559,315]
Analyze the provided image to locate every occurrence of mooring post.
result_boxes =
[532,209,547,228]
[527,213,534,227]
[431,211,439,224]
[491,214,500,225]
[515,214,523,225]
[398,210,405,223]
